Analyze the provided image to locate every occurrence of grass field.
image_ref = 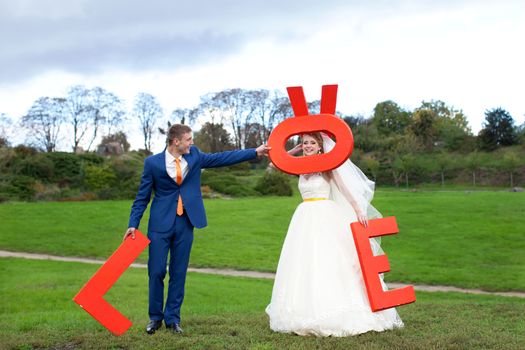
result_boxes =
[1,258,524,350]
[1,191,524,292]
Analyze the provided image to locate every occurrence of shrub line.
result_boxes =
[1,249,524,299]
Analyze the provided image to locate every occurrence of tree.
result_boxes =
[65,85,126,153]
[362,155,380,181]
[478,108,517,150]
[170,107,199,126]
[250,89,292,144]
[343,114,367,129]
[85,87,125,151]
[66,85,93,153]
[353,123,382,152]
[419,100,472,151]
[372,101,412,135]
[133,92,163,152]
[198,93,225,125]
[194,122,234,153]
[465,151,481,186]
[398,154,416,188]
[99,90,126,136]
[0,113,13,147]
[499,150,520,188]
[158,108,199,139]
[411,108,437,151]
[517,120,525,145]
[435,152,455,187]
[208,88,258,149]
[307,100,320,114]
[242,122,265,149]
[266,90,292,132]
[390,157,404,187]
[21,97,66,152]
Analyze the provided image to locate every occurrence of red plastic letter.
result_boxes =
[73,230,150,335]
[350,217,416,312]
[267,85,354,175]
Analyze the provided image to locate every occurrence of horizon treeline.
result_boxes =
[1,85,524,202]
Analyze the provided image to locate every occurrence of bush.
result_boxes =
[0,148,17,174]
[78,153,105,165]
[201,169,260,196]
[45,152,82,186]
[210,161,252,176]
[15,154,55,182]
[255,171,293,196]
[13,145,38,157]
[33,182,61,201]
[0,175,36,201]
[84,164,117,192]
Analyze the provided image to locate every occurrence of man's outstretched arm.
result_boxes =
[200,144,270,168]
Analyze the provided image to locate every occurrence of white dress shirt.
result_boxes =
[165,149,189,183]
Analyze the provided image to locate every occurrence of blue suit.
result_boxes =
[128,145,257,325]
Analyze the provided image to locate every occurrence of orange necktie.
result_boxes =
[175,158,184,216]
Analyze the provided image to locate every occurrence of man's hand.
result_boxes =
[256,144,271,157]
[123,227,136,241]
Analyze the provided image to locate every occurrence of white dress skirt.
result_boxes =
[265,174,404,337]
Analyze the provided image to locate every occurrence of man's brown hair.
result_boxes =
[167,124,192,145]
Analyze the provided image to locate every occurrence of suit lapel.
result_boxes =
[182,152,195,183]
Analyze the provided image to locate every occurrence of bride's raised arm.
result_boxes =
[268,144,303,169]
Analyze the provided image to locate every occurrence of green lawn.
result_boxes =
[1,190,524,291]
[1,258,524,350]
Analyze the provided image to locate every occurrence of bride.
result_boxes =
[265,132,404,337]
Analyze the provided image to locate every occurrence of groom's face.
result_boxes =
[175,132,194,154]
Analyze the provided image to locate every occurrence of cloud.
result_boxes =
[0,0,352,81]
[1,0,477,82]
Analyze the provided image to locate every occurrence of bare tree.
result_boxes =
[158,107,199,138]
[133,92,163,152]
[65,85,126,152]
[66,85,92,153]
[101,91,126,136]
[21,97,66,152]
[210,88,259,149]
[170,107,199,126]
[198,93,225,125]
[251,90,293,142]
[85,87,126,151]
[0,113,14,145]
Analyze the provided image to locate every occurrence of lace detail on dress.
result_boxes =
[299,174,331,200]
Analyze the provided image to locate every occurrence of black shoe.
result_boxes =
[146,320,163,334]
[166,323,183,333]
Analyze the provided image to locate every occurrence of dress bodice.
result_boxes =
[299,173,331,200]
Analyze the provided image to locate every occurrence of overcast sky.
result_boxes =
[1,0,524,151]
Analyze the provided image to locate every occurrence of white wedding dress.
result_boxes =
[265,173,404,337]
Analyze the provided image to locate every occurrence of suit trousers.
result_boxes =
[147,210,194,325]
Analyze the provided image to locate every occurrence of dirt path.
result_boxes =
[2,250,524,299]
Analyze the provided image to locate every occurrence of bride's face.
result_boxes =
[302,135,321,156]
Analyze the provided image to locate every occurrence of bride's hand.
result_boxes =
[288,144,303,155]
[356,211,368,228]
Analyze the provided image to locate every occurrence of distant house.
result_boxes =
[97,142,123,156]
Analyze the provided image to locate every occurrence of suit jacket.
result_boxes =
[128,146,257,232]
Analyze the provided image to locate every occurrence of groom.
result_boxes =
[124,124,270,334]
